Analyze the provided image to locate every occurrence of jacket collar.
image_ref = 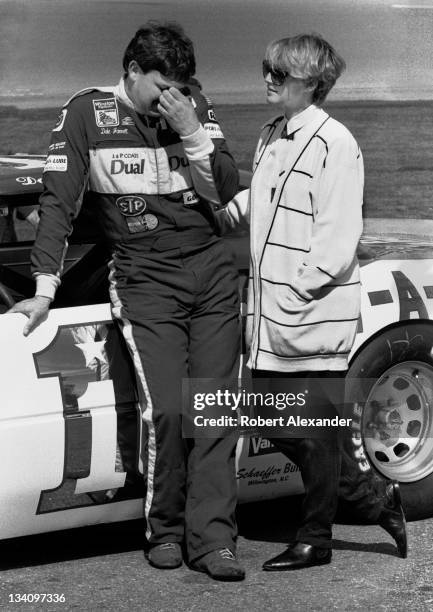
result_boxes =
[285,104,322,138]
[114,78,134,110]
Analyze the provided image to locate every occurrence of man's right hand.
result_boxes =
[7,296,51,336]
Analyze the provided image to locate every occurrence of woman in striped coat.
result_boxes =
[225,33,407,570]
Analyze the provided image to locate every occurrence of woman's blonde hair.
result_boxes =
[264,34,346,104]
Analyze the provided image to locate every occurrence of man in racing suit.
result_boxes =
[10,22,245,581]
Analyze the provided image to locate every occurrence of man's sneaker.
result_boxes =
[147,543,183,569]
[191,548,245,581]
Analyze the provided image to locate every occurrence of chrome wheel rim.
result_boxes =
[362,361,433,482]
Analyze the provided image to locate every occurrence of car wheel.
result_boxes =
[345,321,433,520]
[0,281,15,309]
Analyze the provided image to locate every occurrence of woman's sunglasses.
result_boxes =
[262,60,288,86]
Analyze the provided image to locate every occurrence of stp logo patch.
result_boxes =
[116,195,147,216]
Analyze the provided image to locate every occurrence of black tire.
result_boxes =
[345,321,433,521]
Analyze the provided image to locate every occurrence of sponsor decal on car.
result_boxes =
[15,176,43,186]
[204,123,224,139]
[237,461,300,486]
[43,155,68,172]
[93,98,119,127]
[248,436,278,457]
[53,109,67,132]
[208,109,216,122]
[353,261,433,353]
[348,404,371,472]
[116,195,147,216]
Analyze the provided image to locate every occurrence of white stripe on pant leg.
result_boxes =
[108,261,156,540]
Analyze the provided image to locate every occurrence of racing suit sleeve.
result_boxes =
[288,136,364,302]
[31,101,90,300]
[219,188,250,231]
[180,94,239,222]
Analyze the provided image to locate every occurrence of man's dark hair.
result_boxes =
[122,21,196,82]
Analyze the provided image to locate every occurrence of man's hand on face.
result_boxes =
[7,296,51,336]
[157,87,200,137]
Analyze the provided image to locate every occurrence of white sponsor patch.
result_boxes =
[204,122,224,139]
[121,116,134,126]
[48,141,66,151]
[182,190,200,206]
[44,155,68,172]
[90,146,193,194]
[53,109,67,132]
[93,98,119,127]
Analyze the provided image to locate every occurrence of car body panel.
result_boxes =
[1,158,433,539]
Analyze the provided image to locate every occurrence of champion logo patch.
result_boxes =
[93,98,119,127]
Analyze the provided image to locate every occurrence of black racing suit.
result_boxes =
[31,79,240,561]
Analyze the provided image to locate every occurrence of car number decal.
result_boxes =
[33,322,143,514]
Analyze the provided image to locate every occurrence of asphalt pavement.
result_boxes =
[0,497,432,612]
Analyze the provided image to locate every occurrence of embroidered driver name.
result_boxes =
[93,98,119,127]
[116,196,158,233]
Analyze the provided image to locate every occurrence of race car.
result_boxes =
[1,155,433,541]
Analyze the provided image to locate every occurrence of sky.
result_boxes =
[0,0,433,104]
